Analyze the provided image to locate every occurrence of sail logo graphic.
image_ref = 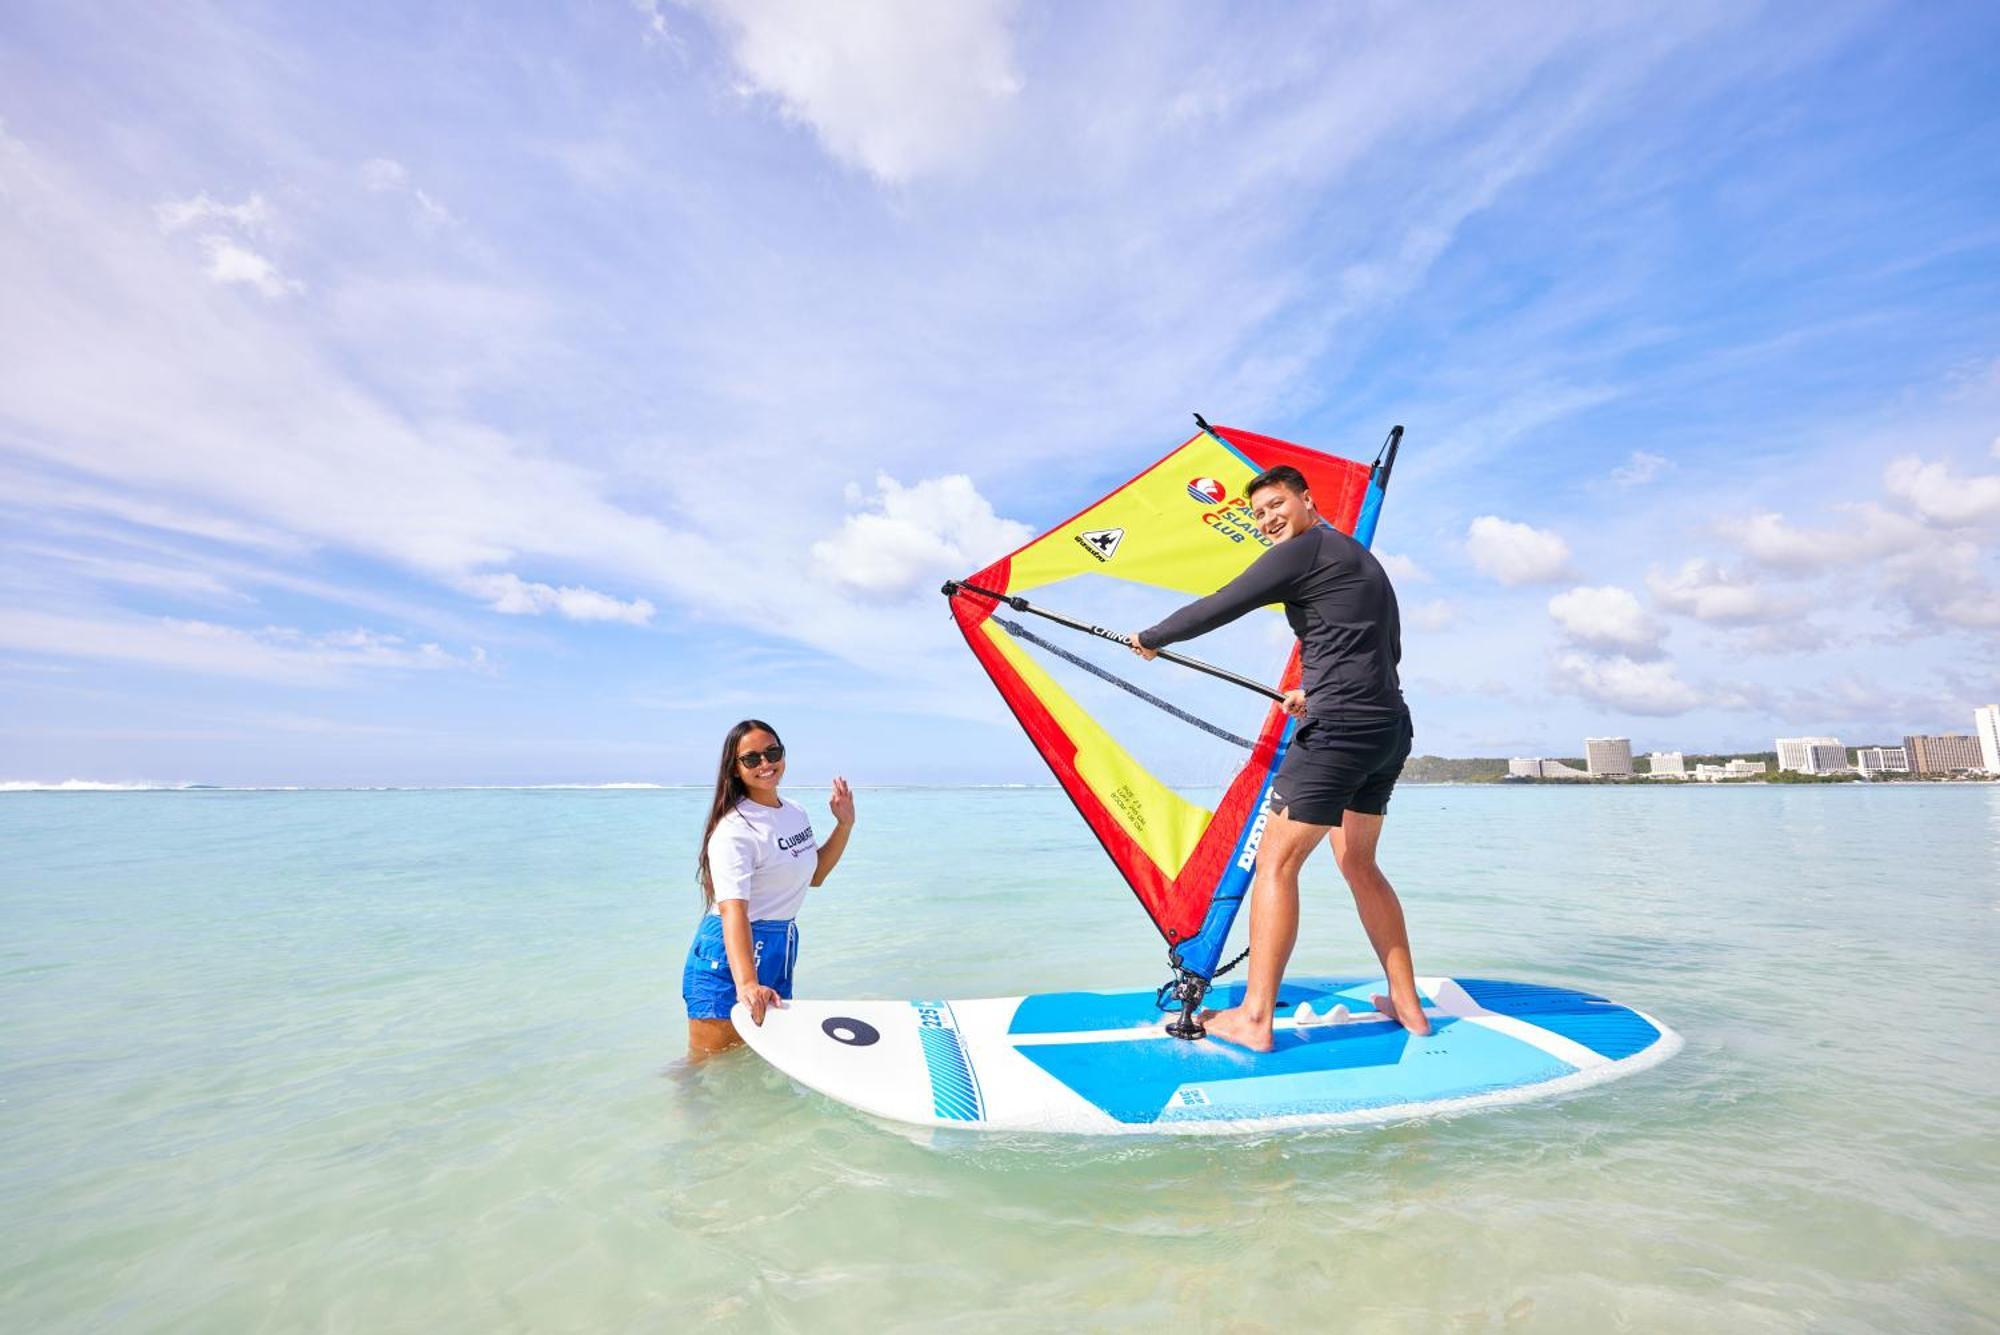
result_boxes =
[1185,477,1271,548]
[1074,527,1124,562]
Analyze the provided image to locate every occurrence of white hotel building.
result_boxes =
[1776,736,1848,774]
[1854,746,1909,775]
[1977,705,2000,774]
[1585,737,1634,777]
[1692,759,1770,782]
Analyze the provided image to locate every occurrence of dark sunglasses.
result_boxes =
[736,744,786,768]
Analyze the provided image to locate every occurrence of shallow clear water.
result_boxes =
[2,786,1996,1332]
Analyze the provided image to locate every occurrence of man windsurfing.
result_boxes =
[1129,462,1424,1049]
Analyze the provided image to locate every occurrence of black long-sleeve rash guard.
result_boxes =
[1138,525,1406,721]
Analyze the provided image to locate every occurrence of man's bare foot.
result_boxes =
[1372,992,1432,1036]
[1198,1005,1276,1052]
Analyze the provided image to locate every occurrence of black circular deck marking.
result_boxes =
[822,1017,880,1047]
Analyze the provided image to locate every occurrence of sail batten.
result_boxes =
[945,423,1393,978]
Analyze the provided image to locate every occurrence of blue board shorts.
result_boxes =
[682,913,798,1021]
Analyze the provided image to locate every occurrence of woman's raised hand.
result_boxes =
[829,776,856,827]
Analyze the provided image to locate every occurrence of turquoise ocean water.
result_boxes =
[2,785,1996,1332]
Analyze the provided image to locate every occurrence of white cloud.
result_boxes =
[1,130,730,625]
[1647,559,1798,624]
[412,191,452,228]
[462,572,656,625]
[1377,552,1428,583]
[360,158,411,192]
[1723,621,1831,657]
[12,544,247,603]
[1554,652,1706,716]
[1730,504,1922,571]
[1880,538,2000,630]
[0,466,306,553]
[0,609,485,685]
[152,188,301,296]
[1548,585,1661,655]
[633,0,675,46]
[1466,515,1571,585]
[694,0,1023,184]
[155,192,270,234]
[1609,450,1669,487]
[1407,599,1458,632]
[359,157,454,228]
[1882,455,2000,527]
[199,235,303,297]
[811,473,1030,599]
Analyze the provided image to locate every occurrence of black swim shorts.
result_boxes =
[1267,711,1413,827]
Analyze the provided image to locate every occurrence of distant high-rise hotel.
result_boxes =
[1854,746,1909,775]
[1903,733,1984,774]
[1585,737,1633,777]
[1509,757,1589,779]
[1776,736,1847,774]
[1646,751,1686,778]
[1976,705,2000,773]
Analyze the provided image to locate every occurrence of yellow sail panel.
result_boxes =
[979,617,1214,878]
[1006,432,1277,596]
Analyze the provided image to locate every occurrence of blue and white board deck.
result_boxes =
[735,975,1680,1135]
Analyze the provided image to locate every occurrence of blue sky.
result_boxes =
[2,1,1997,786]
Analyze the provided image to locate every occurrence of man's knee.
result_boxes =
[1333,845,1377,883]
[1329,818,1384,879]
[1258,809,1329,874]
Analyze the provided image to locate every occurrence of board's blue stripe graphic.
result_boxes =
[912,1002,983,1121]
[1520,1008,1660,1061]
[1454,978,1609,1011]
[1453,976,1661,1061]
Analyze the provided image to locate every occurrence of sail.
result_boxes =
[945,421,1396,981]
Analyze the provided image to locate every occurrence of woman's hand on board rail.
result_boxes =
[738,983,784,1026]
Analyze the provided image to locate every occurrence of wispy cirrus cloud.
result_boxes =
[1609,450,1670,487]
[0,609,487,686]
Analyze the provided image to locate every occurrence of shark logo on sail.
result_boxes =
[1074,527,1124,562]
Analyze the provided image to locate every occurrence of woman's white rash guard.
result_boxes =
[705,797,818,921]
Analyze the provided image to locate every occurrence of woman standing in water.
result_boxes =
[683,719,855,1060]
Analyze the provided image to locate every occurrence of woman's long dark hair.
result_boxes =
[696,719,781,907]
